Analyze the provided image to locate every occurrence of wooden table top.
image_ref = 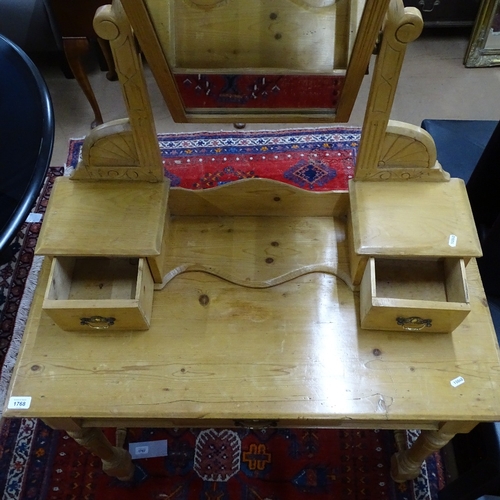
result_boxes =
[5,251,500,430]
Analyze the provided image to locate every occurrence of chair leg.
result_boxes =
[62,37,104,128]
[97,37,118,81]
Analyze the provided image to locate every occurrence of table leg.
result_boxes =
[62,37,104,128]
[391,422,477,482]
[44,418,134,480]
[66,427,134,480]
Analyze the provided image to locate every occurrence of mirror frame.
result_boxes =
[119,0,386,123]
[464,0,500,67]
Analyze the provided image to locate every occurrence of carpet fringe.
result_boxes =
[0,255,44,418]
[2,418,38,500]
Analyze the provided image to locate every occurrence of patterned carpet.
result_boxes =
[0,421,446,499]
[0,128,446,499]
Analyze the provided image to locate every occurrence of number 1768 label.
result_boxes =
[7,397,32,409]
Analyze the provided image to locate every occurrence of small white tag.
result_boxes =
[449,234,458,247]
[450,376,465,387]
[7,396,32,409]
[26,213,42,223]
[129,440,168,459]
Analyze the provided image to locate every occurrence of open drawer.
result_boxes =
[43,257,154,331]
[360,257,470,333]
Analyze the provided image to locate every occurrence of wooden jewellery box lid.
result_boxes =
[35,177,169,257]
[349,178,482,259]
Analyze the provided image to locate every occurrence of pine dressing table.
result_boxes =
[4,0,500,484]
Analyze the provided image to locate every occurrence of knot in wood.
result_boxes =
[199,294,210,306]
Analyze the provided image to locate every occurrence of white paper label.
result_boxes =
[7,396,32,409]
[449,234,458,247]
[450,376,465,387]
[129,440,168,459]
[26,213,42,223]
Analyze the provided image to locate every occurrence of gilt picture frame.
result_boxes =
[464,0,500,67]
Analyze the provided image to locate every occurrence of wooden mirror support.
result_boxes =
[71,0,447,183]
[71,0,164,181]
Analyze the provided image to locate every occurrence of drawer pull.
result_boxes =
[418,0,440,13]
[396,316,432,331]
[80,316,116,329]
[234,419,278,429]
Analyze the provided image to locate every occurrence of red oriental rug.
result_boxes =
[66,127,359,190]
[0,128,446,500]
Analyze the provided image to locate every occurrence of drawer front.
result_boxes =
[360,302,470,333]
[43,257,154,331]
[44,304,151,331]
[360,257,470,333]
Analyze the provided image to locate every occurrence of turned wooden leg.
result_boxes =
[67,427,134,480]
[391,422,477,483]
[62,37,104,128]
[116,427,128,448]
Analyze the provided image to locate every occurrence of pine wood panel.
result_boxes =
[5,255,500,425]
[168,179,349,217]
[156,215,351,289]
[144,0,361,72]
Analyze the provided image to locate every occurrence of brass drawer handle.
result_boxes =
[396,316,432,331]
[418,0,440,12]
[234,419,278,429]
[80,316,116,329]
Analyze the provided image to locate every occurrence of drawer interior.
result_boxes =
[360,257,470,332]
[373,258,468,304]
[48,257,140,301]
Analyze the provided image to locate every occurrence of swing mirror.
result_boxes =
[119,0,385,123]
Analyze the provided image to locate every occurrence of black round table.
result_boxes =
[0,34,54,262]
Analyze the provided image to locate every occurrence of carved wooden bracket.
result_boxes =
[72,0,164,181]
[354,0,447,182]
